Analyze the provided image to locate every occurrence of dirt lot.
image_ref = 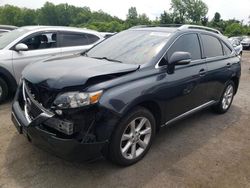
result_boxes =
[0,51,250,188]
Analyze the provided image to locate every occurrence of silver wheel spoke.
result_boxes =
[122,141,132,154]
[122,134,131,141]
[140,127,151,135]
[136,118,147,132]
[138,139,147,149]
[131,143,136,158]
[130,120,136,135]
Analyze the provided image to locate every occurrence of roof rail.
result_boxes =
[131,24,183,29]
[130,24,222,35]
[178,25,222,34]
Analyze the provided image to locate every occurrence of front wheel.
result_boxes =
[212,81,235,114]
[108,107,156,166]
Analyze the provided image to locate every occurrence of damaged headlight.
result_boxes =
[53,90,103,109]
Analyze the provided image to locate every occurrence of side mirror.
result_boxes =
[167,51,191,74]
[15,43,28,51]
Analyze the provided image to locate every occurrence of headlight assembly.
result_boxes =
[53,90,103,109]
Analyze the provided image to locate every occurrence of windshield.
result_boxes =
[87,30,171,65]
[0,28,29,49]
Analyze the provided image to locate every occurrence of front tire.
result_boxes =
[0,78,8,104]
[108,107,156,166]
[212,81,235,114]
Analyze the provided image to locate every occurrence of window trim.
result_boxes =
[155,32,202,69]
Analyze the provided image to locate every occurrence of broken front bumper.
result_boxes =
[11,86,108,162]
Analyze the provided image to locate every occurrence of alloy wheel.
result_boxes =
[120,117,152,160]
[222,84,234,110]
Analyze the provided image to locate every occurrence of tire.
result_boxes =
[0,78,8,104]
[212,81,235,114]
[108,107,156,166]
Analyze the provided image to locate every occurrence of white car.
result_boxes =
[228,38,243,57]
[0,26,104,103]
[0,25,18,37]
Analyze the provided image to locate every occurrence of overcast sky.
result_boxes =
[0,0,249,23]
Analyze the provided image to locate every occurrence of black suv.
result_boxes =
[12,25,241,166]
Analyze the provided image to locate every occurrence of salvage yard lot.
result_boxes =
[0,51,250,188]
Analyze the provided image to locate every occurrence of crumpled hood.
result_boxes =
[22,55,139,89]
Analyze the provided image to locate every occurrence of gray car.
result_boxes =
[241,37,250,50]
[0,26,104,103]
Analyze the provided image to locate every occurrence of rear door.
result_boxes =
[159,33,209,121]
[12,31,61,83]
[200,34,236,101]
[58,31,101,55]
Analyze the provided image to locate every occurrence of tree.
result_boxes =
[126,7,138,26]
[138,13,151,25]
[170,0,186,23]
[170,0,208,24]
[160,11,173,24]
[224,23,245,37]
[213,12,221,23]
[185,0,208,23]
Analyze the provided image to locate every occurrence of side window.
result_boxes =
[59,32,89,47]
[222,42,232,56]
[86,34,100,44]
[167,33,201,61]
[22,32,57,50]
[201,34,223,58]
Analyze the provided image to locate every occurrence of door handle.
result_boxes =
[199,69,206,76]
[226,63,231,68]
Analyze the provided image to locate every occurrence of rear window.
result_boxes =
[59,32,99,47]
[201,34,223,58]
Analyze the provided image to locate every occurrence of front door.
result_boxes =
[12,31,61,83]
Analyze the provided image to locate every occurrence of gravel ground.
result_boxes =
[0,51,250,188]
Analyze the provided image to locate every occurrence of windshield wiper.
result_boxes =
[91,56,122,63]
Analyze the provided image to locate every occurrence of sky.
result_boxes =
[0,0,249,23]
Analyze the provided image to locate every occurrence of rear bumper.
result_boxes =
[11,101,108,162]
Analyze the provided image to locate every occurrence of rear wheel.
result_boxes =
[0,78,8,104]
[108,107,156,166]
[212,81,235,114]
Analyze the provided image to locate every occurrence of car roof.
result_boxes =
[18,25,102,36]
[0,25,18,30]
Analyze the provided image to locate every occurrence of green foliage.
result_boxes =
[170,0,208,24]
[0,1,249,36]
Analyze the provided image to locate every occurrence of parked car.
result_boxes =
[0,25,18,36]
[229,38,243,57]
[241,37,250,50]
[0,26,104,103]
[12,25,241,166]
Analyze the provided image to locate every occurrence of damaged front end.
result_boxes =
[11,79,120,161]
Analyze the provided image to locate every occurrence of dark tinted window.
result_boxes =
[22,32,57,50]
[60,33,89,47]
[201,34,223,58]
[167,34,201,61]
[86,34,100,44]
[222,42,232,55]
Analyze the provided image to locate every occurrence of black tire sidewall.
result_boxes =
[108,107,156,166]
[0,78,8,103]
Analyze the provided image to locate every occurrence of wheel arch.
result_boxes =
[0,66,17,94]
